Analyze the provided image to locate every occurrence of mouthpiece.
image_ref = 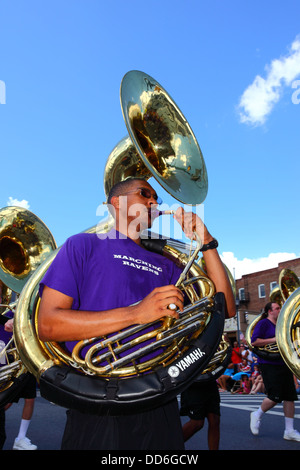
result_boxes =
[150,209,174,218]
[159,210,174,215]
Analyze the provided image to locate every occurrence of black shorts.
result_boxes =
[61,399,185,450]
[259,363,298,403]
[180,380,220,420]
[11,374,37,402]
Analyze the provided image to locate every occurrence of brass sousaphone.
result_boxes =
[0,206,57,407]
[245,268,300,362]
[13,71,228,414]
[276,270,300,379]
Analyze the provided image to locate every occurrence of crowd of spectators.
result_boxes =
[217,339,266,395]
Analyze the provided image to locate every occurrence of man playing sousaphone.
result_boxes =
[38,177,235,450]
[250,301,300,441]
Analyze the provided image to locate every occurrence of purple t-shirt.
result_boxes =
[40,231,182,310]
[39,231,183,366]
[0,311,14,369]
[251,318,283,365]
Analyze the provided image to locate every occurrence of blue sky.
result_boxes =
[1,0,300,279]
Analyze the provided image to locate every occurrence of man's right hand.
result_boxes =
[132,285,184,324]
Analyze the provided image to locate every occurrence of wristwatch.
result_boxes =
[200,239,218,252]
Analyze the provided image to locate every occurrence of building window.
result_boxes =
[239,288,245,301]
[270,281,278,291]
[258,284,266,298]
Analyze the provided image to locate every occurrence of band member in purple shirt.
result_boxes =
[38,177,235,450]
[250,301,300,441]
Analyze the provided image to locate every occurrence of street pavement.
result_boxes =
[2,390,300,451]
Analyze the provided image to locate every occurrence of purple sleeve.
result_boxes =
[39,237,82,308]
[251,319,270,343]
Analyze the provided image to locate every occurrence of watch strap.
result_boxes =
[200,239,218,252]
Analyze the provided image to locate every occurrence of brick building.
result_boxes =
[224,257,300,341]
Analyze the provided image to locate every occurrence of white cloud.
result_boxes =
[238,36,300,125]
[7,197,30,209]
[221,251,299,280]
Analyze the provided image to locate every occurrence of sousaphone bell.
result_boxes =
[276,269,300,379]
[0,206,57,406]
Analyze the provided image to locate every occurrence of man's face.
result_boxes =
[115,181,162,232]
[269,303,281,320]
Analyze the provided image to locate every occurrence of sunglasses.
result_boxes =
[120,187,163,205]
